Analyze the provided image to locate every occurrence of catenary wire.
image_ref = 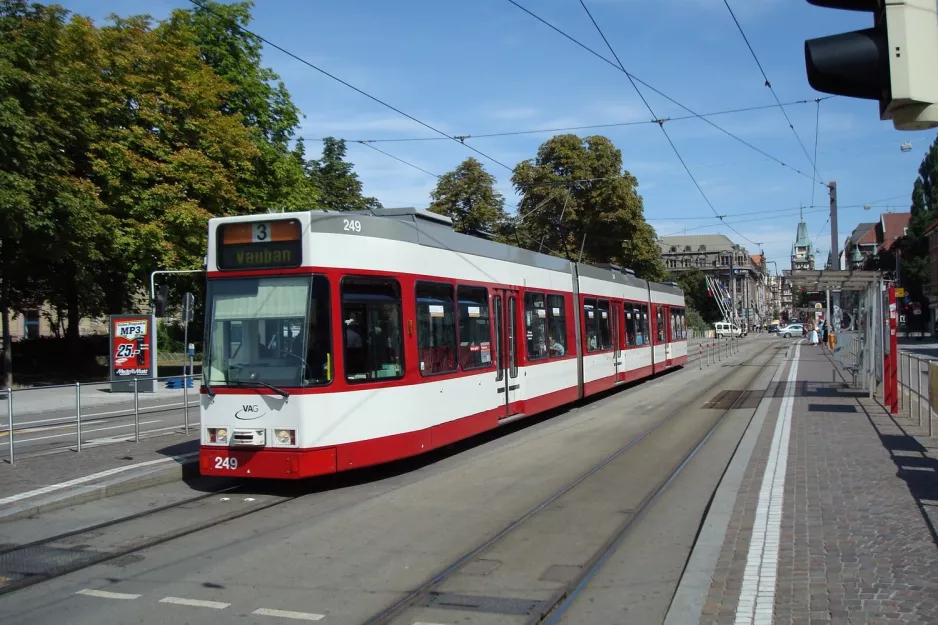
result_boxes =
[507,0,827,188]
[353,141,440,178]
[577,0,761,247]
[299,98,823,144]
[722,0,822,183]
[185,0,513,172]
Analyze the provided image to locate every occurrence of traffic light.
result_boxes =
[804,0,938,130]
[154,284,169,317]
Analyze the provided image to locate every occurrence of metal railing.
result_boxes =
[695,335,740,369]
[897,351,935,438]
[3,373,199,464]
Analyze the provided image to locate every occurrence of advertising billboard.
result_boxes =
[109,314,156,392]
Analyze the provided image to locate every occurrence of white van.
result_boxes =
[713,321,744,337]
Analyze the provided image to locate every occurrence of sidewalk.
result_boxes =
[0,432,200,521]
[667,341,938,625]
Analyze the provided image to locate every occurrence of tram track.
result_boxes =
[0,481,297,596]
[364,342,787,625]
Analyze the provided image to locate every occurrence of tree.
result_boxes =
[511,134,667,281]
[168,1,318,213]
[0,2,263,371]
[428,157,507,234]
[310,138,381,212]
[671,269,721,323]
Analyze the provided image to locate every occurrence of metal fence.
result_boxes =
[2,374,200,464]
[694,336,740,369]
[897,351,935,438]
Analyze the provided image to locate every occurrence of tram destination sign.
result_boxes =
[217,219,302,270]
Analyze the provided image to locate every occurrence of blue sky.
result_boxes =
[59,0,936,269]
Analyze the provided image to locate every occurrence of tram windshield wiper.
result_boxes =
[225,380,290,399]
[204,379,216,398]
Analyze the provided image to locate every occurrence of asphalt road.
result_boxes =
[0,336,779,625]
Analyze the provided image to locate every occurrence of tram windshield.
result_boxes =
[204,275,331,388]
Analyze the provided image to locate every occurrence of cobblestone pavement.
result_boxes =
[700,347,938,625]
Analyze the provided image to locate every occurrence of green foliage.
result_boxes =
[310,138,381,212]
[670,269,721,322]
[685,307,708,334]
[429,157,507,234]
[511,134,667,281]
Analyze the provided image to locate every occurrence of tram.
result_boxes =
[199,208,687,479]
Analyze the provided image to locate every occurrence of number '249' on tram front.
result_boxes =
[199,208,687,479]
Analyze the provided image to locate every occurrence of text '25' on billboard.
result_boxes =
[110,315,152,378]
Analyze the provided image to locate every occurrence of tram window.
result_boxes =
[547,294,567,357]
[656,306,665,343]
[597,300,612,349]
[305,276,332,385]
[524,292,548,361]
[340,277,404,382]
[636,304,648,346]
[584,298,599,352]
[681,313,687,339]
[625,309,636,347]
[416,281,458,375]
[457,286,492,370]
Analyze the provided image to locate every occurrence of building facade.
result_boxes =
[791,220,816,271]
[658,234,767,325]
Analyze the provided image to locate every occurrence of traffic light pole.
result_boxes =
[829,181,841,328]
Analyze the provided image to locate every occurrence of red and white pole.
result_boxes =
[885,285,899,414]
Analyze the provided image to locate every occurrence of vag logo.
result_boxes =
[234,404,267,420]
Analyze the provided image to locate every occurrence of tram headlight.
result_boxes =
[207,427,228,445]
[273,428,296,447]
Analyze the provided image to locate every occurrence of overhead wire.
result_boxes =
[353,141,440,178]
[575,0,761,247]
[722,0,822,183]
[299,98,823,144]
[506,0,827,188]
[185,0,513,172]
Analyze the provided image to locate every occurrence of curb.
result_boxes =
[0,457,201,522]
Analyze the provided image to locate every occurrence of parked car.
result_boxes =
[778,323,803,338]
[768,321,780,333]
[714,321,744,337]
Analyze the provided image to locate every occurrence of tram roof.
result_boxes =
[212,207,680,294]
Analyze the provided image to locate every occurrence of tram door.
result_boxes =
[664,305,674,366]
[493,289,522,418]
[612,302,623,378]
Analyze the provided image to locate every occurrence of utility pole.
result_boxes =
[829,181,841,328]
[730,253,737,325]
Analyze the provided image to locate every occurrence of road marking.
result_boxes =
[159,596,230,609]
[253,608,325,621]
[76,589,141,600]
[734,342,801,625]
[0,452,198,505]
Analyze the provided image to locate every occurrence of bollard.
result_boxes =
[75,381,82,453]
[6,387,13,465]
[183,373,189,435]
[698,344,703,370]
[134,376,140,443]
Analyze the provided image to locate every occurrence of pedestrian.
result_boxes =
[809,324,819,346]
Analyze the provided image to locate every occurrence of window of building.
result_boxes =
[584,298,599,352]
[547,294,567,357]
[416,281,458,375]
[597,299,612,349]
[524,292,548,360]
[457,286,492,370]
[24,310,40,340]
[341,277,404,382]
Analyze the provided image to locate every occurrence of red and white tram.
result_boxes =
[199,208,687,479]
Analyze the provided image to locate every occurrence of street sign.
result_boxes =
[913,301,922,311]
[815,303,823,309]
[896,287,906,297]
